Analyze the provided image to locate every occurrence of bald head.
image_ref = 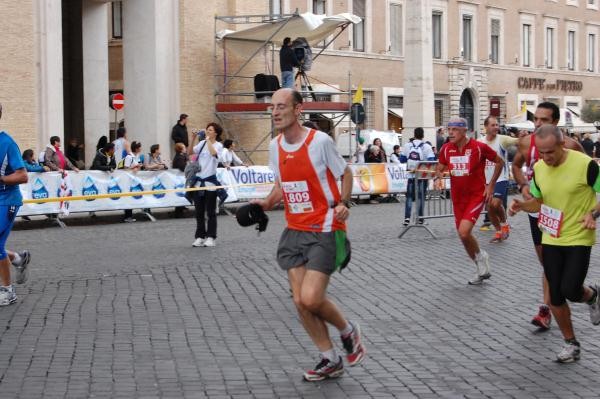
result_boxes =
[535,124,564,144]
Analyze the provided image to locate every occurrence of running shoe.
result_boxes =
[479,223,491,231]
[204,237,216,247]
[341,321,366,366]
[468,274,485,285]
[403,218,410,226]
[531,305,552,330]
[0,286,17,306]
[588,283,600,326]
[13,250,30,285]
[303,356,344,382]
[556,342,580,363]
[489,231,504,243]
[501,224,510,240]
[476,250,491,279]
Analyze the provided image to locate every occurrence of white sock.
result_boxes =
[340,322,353,337]
[321,348,338,362]
[2,285,13,292]
[11,253,22,266]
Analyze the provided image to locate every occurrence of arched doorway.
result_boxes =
[459,90,475,132]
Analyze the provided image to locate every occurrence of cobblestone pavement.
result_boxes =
[4,202,600,398]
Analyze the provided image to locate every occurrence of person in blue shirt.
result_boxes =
[22,149,50,172]
[0,103,30,305]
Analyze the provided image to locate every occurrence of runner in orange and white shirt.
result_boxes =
[436,117,505,285]
[255,88,365,382]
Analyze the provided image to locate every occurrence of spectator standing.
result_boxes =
[121,141,143,223]
[145,144,169,171]
[401,127,435,225]
[354,136,367,163]
[220,140,247,168]
[188,123,224,247]
[279,37,301,89]
[389,145,402,164]
[581,133,594,158]
[436,128,445,155]
[171,114,189,147]
[66,138,85,169]
[373,138,387,162]
[22,149,49,172]
[113,127,130,166]
[96,136,108,152]
[171,143,189,218]
[91,143,116,172]
[44,136,79,173]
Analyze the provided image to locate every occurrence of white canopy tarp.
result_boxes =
[217,12,361,45]
[506,107,598,133]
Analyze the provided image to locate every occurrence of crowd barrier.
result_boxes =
[17,164,459,222]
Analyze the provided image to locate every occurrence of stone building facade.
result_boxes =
[1,0,600,165]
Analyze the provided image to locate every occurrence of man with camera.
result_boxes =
[279,37,301,89]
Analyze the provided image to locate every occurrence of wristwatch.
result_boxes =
[338,199,351,208]
[592,210,600,220]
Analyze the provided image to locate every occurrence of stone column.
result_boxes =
[403,0,436,145]
[122,0,180,157]
[82,0,109,165]
[35,0,64,148]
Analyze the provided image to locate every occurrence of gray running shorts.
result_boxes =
[276,228,350,275]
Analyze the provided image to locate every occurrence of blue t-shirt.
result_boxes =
[0,131,25,206]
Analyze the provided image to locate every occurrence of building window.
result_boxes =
[588,34,596,72]
[353,0,365,52]
[490,19,500,64]
[313,0,326,14]
[546,27,554,68]
[112,1,123,39]
[462,15,472,61]
[522,24,531,67]
[434,100,444,127]
[432,12,442,59]
[389,3,402,56]
[568,30,576,70]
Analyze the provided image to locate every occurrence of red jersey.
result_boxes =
[438,138,498,202]
[525,134,539,181]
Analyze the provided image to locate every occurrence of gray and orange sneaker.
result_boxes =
[341,321,366,366]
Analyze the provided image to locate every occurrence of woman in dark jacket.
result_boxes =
[91,143,116,171]
[171,142,189,218]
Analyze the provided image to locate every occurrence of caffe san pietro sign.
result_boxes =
[517,77,583,92]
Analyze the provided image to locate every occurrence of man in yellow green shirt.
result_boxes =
[509,124,600,363]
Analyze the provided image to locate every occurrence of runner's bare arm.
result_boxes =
[333,167,353,221]
[511,138,532,199]
[0,168,27,185]
[485,156,505,203]
[254,181,283,211]
[508,196,542,216]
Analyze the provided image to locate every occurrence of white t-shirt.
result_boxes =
[389,153,401,164]
[268,129,347,182]
[477,134,517,183]
[401,139,435,178]
[220,148,243,166]
[113,138,127,164]
[355,143,367,163]
[123,152,142,169]
[193,140,223,178]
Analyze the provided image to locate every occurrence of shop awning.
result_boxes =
[388,108,404,119]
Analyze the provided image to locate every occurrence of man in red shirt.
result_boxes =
[436,117,505,285]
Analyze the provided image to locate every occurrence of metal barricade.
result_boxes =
[398,162,454,239]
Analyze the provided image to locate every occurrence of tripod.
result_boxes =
[294,68,317,101]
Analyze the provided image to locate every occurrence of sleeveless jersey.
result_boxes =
[276,129,345,232]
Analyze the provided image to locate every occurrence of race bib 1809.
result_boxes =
[449,156,469,177]
[281,180,314,214]
[538,204,563,238]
